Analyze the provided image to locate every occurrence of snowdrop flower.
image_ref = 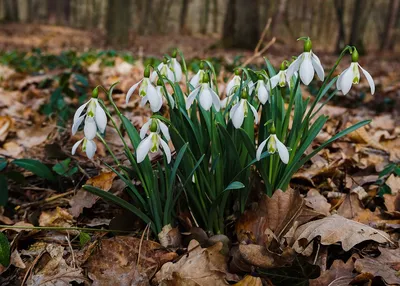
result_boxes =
[230,90,258,129]
[256,130,289,164]
[168,50,182,82]
[126,67,162,112]
[286,37,324,85]
[190,64,206,89]
[270,62,291,88]
[72,89,107,140]
[251,75,270,104]
[151,58,175,83]
[156,79,175,109]
[72,137,97,159]
[186,74,220,111]
[140,118,170,141]
[225,70,241,96]
[137,120,171,163]
[337,48,375,95]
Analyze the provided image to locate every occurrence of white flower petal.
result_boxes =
[199,88,213,111]
[311,53,324,81]
[286,55,302,82]
[256,138,268,161]
[358,64,375,95]
[270,74,280,89]
[140,119,152,139]
[257,84,268,104]
[299,53,314,85]
[159,137,172,163]
[274,135,289,164]
[339,67,354,95]
[167,68,175,82]
[229,101,240,119]
[147,84,163,112]
[232,101,245,128]
[73,101,89,125]
[72,115,85,135]
[172,59,182,82]
[186,86,201,109]
[190,72,200,89]
[85,139,97,159]
[225,77,236,95]
[336,67,350,91]
[136,135,152,163]
[159,120,170,141]
[84,117,97,140]
[71,139,83,155]
[150,71,158,82]
[248,102,259,124]
[126,79,143,103]
[95,102,107,133]
[167,93,175,109]
[140,95,148,107]
[210,88,221,111]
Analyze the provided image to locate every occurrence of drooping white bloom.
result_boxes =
[256,134,289,164]
[72,98,107,140]
[189,69,206,89]
[136,132,171,163]
[225,74,241,96]
[250,78,270,104]
[169,57,182,82]
[186,82,221,111]
[336,62,375,95]
[286,51,324,85]
[270,69,292,88]
[156,85,175,109]
[140,118,170,141]
[126,77,162,112]
[71,137,97,159]
[151,61,175,83]
[230,99,258,129]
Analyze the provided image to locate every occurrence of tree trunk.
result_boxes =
[4,0,19,22]
[212,0,218,33]
[106,0,131,47]
[334,0,346,53]
[179,0,189,33]
[381,0,400,50]
[139,0,152,35]
[271,0,287,36]
[222,0,260,49]
[200,0,210,34]
[349,0,374,54]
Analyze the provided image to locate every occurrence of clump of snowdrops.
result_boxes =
[71,38,374,236]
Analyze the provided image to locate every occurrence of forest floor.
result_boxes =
[0,24,399,285]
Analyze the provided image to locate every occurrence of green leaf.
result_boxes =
[52,158,77,177]
[0,158,7,171]
[0,174,8,206]
[12,159,55,181]
[224,181,245,191]
[79,232,91,247]
[0,232,10,267]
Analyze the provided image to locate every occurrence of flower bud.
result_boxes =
[157,78,163,86]
[270,122,276,134]
[280,61,287,71]
[234,69,241,76]
[258,74,264,81]
[172,49,177,58]
[304,38,312,52]
[144,66,151,78]
[92,86,99,98]
[163,57,168,64]
[150,120,158,132]
[199,61,204,70]
[351,47,359,62]
[202,73,210,83]
[241,89,248,99]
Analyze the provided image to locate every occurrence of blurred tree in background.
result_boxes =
[0,0,399,52]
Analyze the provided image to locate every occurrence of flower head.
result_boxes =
[169,51,182,82]
[151,58,175,83]
[136,119,171,163]
[256,133,289,164]
[72,94,107,140]
[252,75,270,104]
[336,48,375,95]
[225,70,242,96]
[126,67,162,112]
[140,118,170,141]
[270,62,292,88]
[186,74,220,111]
[286,38,324,85]
[230,90,258,129]
[156,79,175,109]
[190,66,206,89]
[72,137,97,159]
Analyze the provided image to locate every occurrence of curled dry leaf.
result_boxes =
[26,244,86,286]
[158,224,182,248]
[38,207,74,229]
[386,174,400,196]
[234,275,262,286]
[236,189,323,246]
[85,236,177,286]
[304,189,331,216]
[354,247,400,285]
[337,193,382,225]
[292,214,392,253]
[309,256,357,286]
[0,115,13,142]
[384,193,400,218]
[69,172,117,217]
[155,239,231,286]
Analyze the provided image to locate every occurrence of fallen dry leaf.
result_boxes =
[236,189,323,246]
[26,244,86,286]
[86,236,176,286]
[386,174,400,195]
[304,189,331,216]
[292,214,392,253]
[234,275,262,286]
[0,115,12,142]
[384,193,400,218]
[69,172,117,217]
[309,256,357,286]
[155,239,231,286]
[38,207,74,228]
[16,124,55,148]
[354,247,400,285]
[337,193,382,225]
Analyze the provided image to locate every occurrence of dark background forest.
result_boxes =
[0,0,399,54]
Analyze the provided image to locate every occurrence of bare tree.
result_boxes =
[349,0,374,54]
[222,0,260,49]
[179,0,189,33]
[381,0,400,50]
[271,0,287,36]
[106,0,131,47]
[4,0,19,22]
[334,0,346,53]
